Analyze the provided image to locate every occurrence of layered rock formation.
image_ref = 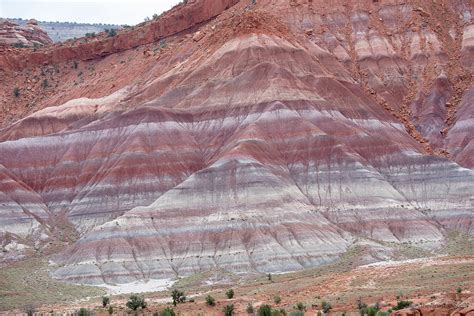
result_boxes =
[0,0,473,284]
[0,19,53,47]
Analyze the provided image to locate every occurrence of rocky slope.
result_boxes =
[0,19,53,47]
[0,0,472,285]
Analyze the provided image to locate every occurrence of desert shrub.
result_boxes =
[108,306,113,315]
[85,32,96,38]
[267,273,272,281]
[206,294,216,306]
[321,300,331,313]
[247,303,254,314]
[294,302,306,311]
[375,312,389,316]
[392,300,412,311]
[126,294,147,311]
[274,295,281,304]
[13,87,20,97]
[14,42,26,48]
[457,287,462,294]
[357,298,368,316]
[289,311,304,316]
[223,304,235,316]
[226,289,235,299]
[159,307,176,316]
[367,304,380,316]
[171,289,186,306]
[257,304,272,316]
[24,305,36,316]
[102,296,110,307]
[106,28,117,37]
[272,308,287,316]
[73,61,79,69]
[77,308,91,316]
[42,79,48,89]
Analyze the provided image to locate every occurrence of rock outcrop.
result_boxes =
[0,19,53,47]
[0,0,472,284]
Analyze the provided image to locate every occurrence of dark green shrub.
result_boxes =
[77,308,91,316]
[367,304,380,316]
[226,289,235,299]
[392,300,412,311]
[106,29,117,37]
[247,303,254,314]
[257,304,272,316]
[160,307,176,316]
[289,311,304,316]
[13,87,20,97]
[171,289,185,306]
[108,305,113,315]
[206,294,216,306]
[294,302,305,311]
[321,300,331,313]
[223,304,235,316]
[274,296,281,304]
[272,308,287,316]
[42,79,48,89]
[126,294,147,311]
[102,296,110,307]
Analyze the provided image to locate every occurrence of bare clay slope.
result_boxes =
[0,0,473,285]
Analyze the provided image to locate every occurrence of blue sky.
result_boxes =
[0,0,182,25]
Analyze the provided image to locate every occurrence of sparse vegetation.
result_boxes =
[126,294,147,311]
[24,305,35,316]
[104,28,117,37]
[159,307,176,316]
[42,79,49,89]
[321,300,332,313]
[294,302,306,311]
[206,294,216,306]
[73,60,79,69]
[272,308,287,316]
[257,304,272,316]
[77,308,91,316]
[223,304,235,316]
[267,273,272,281]
[247,303,255,314]
[85,32,96,38]
[226,288,235,299]
[289,311,304,316]
[171,289,186,306]
[13,87,20,97]
[107,305,113,315]
[457,287,462,294]
[392,300,412,311]
[274,295,282,304]
[102,296,110,307]
[14,42,26,48]
[367,304,379,316]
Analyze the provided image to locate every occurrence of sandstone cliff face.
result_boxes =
[0,0,473,284]
[0,19,53,47]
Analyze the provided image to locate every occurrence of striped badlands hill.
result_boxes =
[0,0,473,284]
